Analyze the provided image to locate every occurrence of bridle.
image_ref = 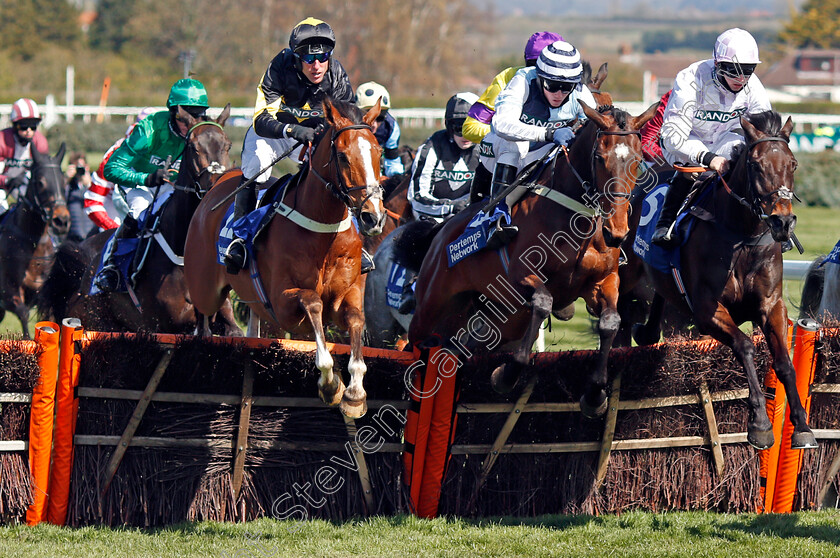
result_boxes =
[308,123,383,222]
[717,136,799,221]
[560,119,641,218]
[22,161,66,227]
[173,120,228,197]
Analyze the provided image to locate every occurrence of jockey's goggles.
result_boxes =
[174,106,207,121]
[717,62,756,79]
[15,120,39,131]
[297,51,332,64]
[540,77,577,93]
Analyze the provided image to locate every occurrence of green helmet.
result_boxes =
[166,78,209,109]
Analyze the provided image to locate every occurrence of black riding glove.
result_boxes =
[450,197,470,213]
[5,173,26,190]
[284,124,317,144]
[144,169,167,187]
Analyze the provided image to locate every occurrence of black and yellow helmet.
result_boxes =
[289,17,336,55]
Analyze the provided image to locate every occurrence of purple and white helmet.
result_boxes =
[714,28,761,65]
[524,32,563,63]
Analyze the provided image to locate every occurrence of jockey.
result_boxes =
[465,31,562,203]
[479,40,596,248]
[651,28,770,248]
[355,81,404,177]
[94,79,211,292]
[0,98,49,214]
[84,107,156,231]
[224,17,356,275]
[408,92,480,222]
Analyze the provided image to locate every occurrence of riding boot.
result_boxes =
[397,273,417,314]
[224,179,256,274]
[469,163,492,204]
[650,172,693,249]
[361,248,375,274]
[94,215,140,293]
[485,163,519,250]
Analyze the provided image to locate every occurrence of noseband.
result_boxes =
[309,123,383,219]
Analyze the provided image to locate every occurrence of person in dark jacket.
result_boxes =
[224,17,356,275]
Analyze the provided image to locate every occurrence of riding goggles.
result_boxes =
[540,77,577,93]
[297,51,332,64]
[717,62,757,79]
[15,122,38,131]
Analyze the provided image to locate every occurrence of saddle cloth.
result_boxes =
[385,261,411,311]
[445,202,510,267]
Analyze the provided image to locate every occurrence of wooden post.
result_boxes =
[699,381,725,477]
[100,349,172,499]
[466,373,539,512]
[595,373,622,488]
[343,415,375,514]
[231,366,254,509]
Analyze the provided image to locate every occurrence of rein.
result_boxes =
[173,120,228,197]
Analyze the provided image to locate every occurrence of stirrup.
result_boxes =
[651,223,678,249]
[485,219,518,250]
[224,238,247,274]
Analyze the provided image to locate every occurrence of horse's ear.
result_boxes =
[580,101,607,129]
[216,103,231,127]
[740,116,760,142]
[631,101,659,130]
[780,116,794,141]
[177,106,197,128]
[591,62,608,90]
[323,98,338,127]
[363,97,383,126]
[55,142,66,164]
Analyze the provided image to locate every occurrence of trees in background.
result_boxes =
[779,0,840,48]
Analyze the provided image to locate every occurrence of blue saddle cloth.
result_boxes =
[632,182,704,274]
[216,177,293,266]
[821,239,840,267]
[385,261,411,311]
[446,203,511,267]
[89,191,174,295]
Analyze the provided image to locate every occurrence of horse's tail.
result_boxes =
[392,219,444,272]
[34,240,88,322]
[798,256,826,320]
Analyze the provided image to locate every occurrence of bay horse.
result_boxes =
[184,99,386,418]
[0,144,70,337]
[36,106,241,335]
[408,101,658,416]
[629,111,817,450]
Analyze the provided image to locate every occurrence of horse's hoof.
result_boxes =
[490,364,518,394]
[318,376,345,407]
[580,393,608,419]
[747,427,775,450]
[340,396,367,419]
[632,323,660,346]
[791,430,818,450]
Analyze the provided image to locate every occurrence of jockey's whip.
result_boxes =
[481,146,560,213]
[211,140,303,211]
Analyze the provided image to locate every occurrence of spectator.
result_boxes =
[65,152,95,242]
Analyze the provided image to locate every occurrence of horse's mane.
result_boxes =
[730,110,783,161]
[325,97,367,124]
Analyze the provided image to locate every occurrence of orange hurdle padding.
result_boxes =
[771,319,819,513]
[26,321,60,526]
[47,318,84,525]
[758,321,793,513]
[416,346,460,518]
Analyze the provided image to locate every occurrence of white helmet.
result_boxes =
[355,81,391,111]
[10,98,41,123]
[714,28,761,64]
[536,41,583,83]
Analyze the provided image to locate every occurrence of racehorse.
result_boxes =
[799,249,840,323]
[408,101,658,416]
[628,111,817,450]
[0,144,70,338]
[184,98,386,418]
[36,106,241,335]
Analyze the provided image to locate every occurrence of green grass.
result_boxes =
[2,511,839,557]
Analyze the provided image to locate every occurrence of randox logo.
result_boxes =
[694,107,746,123]
[279,102,323,119]
[433,169,475,182]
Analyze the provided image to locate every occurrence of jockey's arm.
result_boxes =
[103,127,152,188]
[492,71,550,143]
[408,138,450,219]
[381,117,404,177]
